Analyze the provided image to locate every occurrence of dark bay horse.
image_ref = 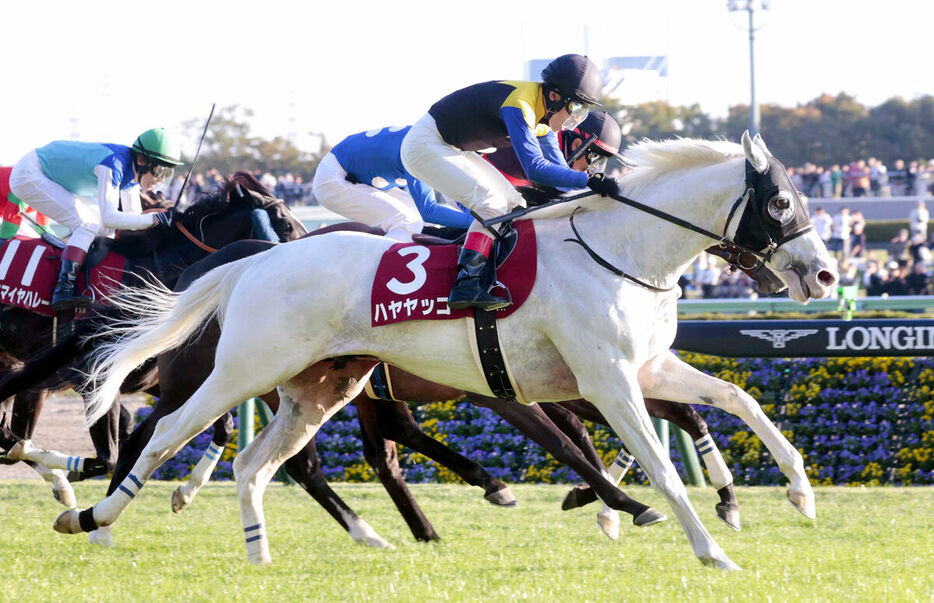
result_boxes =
[0,173,306,499]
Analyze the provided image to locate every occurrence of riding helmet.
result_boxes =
[541,54,603,105]
[132,128,184,166]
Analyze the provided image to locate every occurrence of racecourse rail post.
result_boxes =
[653,417,705,487]
[237,398,255,453]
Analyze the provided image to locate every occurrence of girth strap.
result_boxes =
[473,309,517,401]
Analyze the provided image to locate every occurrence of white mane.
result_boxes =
[521,136,743,222]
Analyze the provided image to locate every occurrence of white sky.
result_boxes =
[1,0,931,164]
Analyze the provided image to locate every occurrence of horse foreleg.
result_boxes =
[355,397,439,541]
[640,353,814,521]
[644,398,740,530]
[234,361,375,565]
[71,396,123,480]
[172,411,234,514]
[372,398,516,507]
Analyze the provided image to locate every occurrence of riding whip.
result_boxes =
[174,103,216,206]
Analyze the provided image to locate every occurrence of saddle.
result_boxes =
[0,236,126,317]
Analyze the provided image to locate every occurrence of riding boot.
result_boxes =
[50,259,92,312]
[448,247,510,311]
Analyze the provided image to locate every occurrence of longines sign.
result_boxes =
[673,320,934,357]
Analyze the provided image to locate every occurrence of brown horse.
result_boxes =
[0,173,307,500]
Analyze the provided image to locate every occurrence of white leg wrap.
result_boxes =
[695,435,732,489]
[181,442,223,497]
[607,448,635,485]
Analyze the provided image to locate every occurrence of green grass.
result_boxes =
[1,482,932,601]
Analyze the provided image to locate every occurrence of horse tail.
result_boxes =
[83,255,259,426]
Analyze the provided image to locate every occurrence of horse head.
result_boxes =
[735,131,838,301]
[222,172,308,242]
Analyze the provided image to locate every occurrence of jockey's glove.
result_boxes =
[151,207,179,228]
[587,173,620,197]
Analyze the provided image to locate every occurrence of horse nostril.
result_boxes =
[818,270,837,286]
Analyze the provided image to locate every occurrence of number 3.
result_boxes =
[387,246,430,295]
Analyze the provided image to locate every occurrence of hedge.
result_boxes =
[139,355,934,486]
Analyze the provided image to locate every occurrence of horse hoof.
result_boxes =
[716,502,741,531]
[348,520,395,549]
[596,510,620,540]
[54,509,83,534]
[88,526,113,547]
[786,488,816,520]
[52,479,77,509]
[171,487,191,514]
[247,553,273,566]
[561,485,597,511]
[632,508,667,527]
[700,552,742,571]
[485,487,518,507]
[5,439,31,461]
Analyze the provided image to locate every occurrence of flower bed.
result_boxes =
[139,355,934,486]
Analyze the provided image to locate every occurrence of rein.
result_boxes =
[174,222,217,253]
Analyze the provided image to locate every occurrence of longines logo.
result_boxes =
[739,325,934,351]
[739,329,819,348]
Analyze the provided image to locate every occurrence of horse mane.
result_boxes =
[520,137,744,223]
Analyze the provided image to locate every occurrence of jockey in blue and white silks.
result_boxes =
[9,128,183,311]
[312,126,472,242]
[400,54,620,311]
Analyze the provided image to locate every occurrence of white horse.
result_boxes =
[60,132,837,570]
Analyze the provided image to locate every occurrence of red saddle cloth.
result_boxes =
[0,236,127,316]
[371,220,537,327]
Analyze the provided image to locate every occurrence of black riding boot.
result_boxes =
[448,248,510,311]
[50,259,92,312]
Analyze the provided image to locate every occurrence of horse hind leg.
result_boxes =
[172,411,234,514]
[234,359,378,565]
[644,398,740,531]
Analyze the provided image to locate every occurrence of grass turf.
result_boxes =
[0,481,931,601]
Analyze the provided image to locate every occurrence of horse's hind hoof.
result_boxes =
[88,526,113,547]
[561,485,598,511]
[5,439,31,461]
[716,502,741,531]
[53,508,83,534]
[632,508,667,527]
[485,487,517,507]
[596,509,620,540]
[171,487,191,514]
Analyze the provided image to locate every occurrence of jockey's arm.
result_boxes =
[94,166,157,230]
[501,106,587,190]
[406,176,473,229]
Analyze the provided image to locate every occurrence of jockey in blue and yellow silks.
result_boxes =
[9,128,183,311]
[401,54,620,310]
[311,126,472,242]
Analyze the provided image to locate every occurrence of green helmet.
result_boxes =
[132,128,183,166]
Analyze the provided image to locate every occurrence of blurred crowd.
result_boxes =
[788,157,934,199]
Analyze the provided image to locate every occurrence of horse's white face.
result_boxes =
[742,132,839,301]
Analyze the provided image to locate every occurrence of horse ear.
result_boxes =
[753,132,773,157]
[742,130,768,173]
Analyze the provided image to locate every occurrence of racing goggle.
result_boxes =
[566,136,609,174]
[561,100,591,130]
[149,164,175,182]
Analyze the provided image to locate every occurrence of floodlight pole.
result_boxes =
[728,0,770,136]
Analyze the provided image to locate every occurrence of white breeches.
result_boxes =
[312,153,423,242]
[9,150,101,252]
[400,113,524,221]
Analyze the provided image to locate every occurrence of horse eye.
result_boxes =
[767,195,795,225]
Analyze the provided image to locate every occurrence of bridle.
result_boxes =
[173,196,294,254]
[563,157,815,292]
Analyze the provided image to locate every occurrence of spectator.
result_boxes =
[889,228,911,262]
[882,261,909,296]
[849,220,867,260]
[868,157,887,196]
[849,160,870,197]
[818,167,832,198]
[693,254,721,299]
[829,206,851,258]
[811,207,833,246]
[888,159,909,195]
[908,233,931,264]
[909,199,929,240]
[906,262,930,295]
[837,258,859,286]
[862,259,886,296]
[831,164,843,198]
